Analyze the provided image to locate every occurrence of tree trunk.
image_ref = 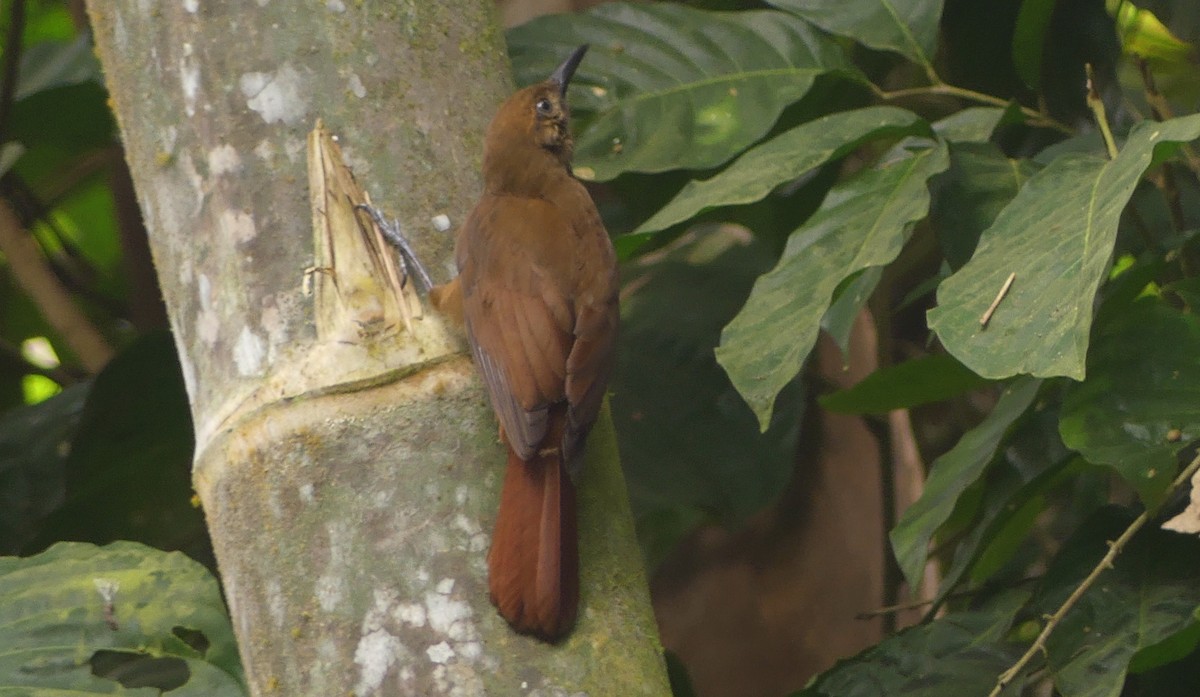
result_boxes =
[85,2,667,695]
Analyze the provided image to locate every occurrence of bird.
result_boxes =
[429,44,618,641]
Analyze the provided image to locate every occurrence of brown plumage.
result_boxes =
[430,45,618,641]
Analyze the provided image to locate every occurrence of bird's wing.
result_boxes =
[460,197,575,461]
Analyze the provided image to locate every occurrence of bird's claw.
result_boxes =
[356,203,435,293]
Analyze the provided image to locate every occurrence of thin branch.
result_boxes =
[1135,56,1200,175]
[1085,64,1119,160]
[872,82,1073,135]
[0,196,113,372]
[987,450,1200,697]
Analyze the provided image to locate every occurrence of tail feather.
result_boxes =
[488,444,578,640]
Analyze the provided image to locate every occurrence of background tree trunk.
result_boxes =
[84,2,667,694]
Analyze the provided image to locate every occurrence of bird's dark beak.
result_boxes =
[549,44,589,97]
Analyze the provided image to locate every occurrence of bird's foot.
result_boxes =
[356,203,435,293]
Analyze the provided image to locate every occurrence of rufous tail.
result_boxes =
[487,444,578,641]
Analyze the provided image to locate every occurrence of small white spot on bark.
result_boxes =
[454,485,468,505]
[425,591,471,636]
[371,488,392,508]
[179,46,200,117]
[113,13,128,52]
[353,629,402,696]
[253,139,276,162]
[436,578,455,595]
[299,483,314,502]
[196,274,219,345]
[416,567,430,583]
[233,326,266,376]
[468,533,488,553]
[207,144,242,176]
[266,579,284,628]
[183,0,199,12]
[433,214,452,232]
[394,602,426,627]
[197,273,213,311]
[316,573,344,611]
[220,209,257,244]
[459,641,482,660]
[427,641,454,664]
[348,72,367,98]
[240,64,309,125]
[454,513,480,538]
[327,0,346,10]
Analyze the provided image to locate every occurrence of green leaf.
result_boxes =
[614,230,803,567]
[820,353,992,414]
[820,266,883,358]
[766,0,944,71]
[16,36,103,101]
[507,2,854,181]
[932,142,1038,269]
[928,114,1200,380]
[0,541,245,695]
[717,140,949,429]
[890,377,1041,590]
[1059,300,1200,505]
[931,106,1008,144]
[634,106,926,234]
[1034,508,1200,697]
[0,383,88,554]
[794,602,1025,697]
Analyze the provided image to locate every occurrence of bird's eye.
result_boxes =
[535,98,554,116]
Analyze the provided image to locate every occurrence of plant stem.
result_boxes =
[1085,64,1119,160]
[987,450,1200,697]
[872,82,1072,134]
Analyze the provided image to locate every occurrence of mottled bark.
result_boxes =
[84,2,666,695]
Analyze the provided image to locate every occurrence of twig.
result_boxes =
[987,450,1200,697]
[1085,64,1119,160]
[856,575,1041,619]
[979,272,1016,328]
[0,197,113,373]
[1135,56,1200,174]
[872,83,1073,135]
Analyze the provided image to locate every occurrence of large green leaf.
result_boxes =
[929,114,1200,381]
[890,377,1041,590]
[717,140,949,429]
[633,106,926,234]
[0,541,244,695]
[507,2,854,181]
[1034,508,1200,697]
[1059,300,1200,505]
[766,0,944,71]
[613,229,803,567]
[0,383,89,554]
[794,599,1025,697]
[819,353,992,415]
